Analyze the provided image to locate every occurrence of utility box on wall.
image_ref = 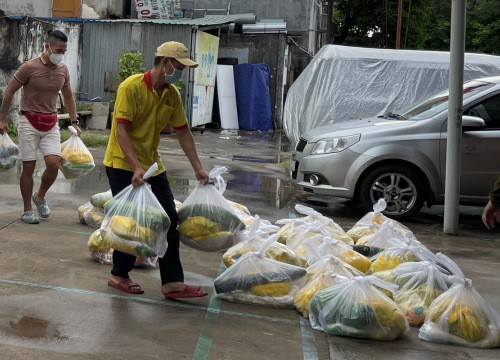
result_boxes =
[53,0,81,17]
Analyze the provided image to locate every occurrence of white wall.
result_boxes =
[0,0,52,17]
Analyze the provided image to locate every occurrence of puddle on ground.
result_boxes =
[5,316,65,340]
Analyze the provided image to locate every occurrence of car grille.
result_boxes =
[296,138,307,152]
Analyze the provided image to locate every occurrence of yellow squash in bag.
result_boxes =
[249,282,292,297]
[107,215,157,242]
[178,216,222,238]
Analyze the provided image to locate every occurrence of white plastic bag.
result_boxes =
[295,271,349,317]
[419,255,500,348]
[100,164,171,257]
[177,166,245,252]
[391,255,457,326]
[82,206,104,228]
[347,199,410,242]
[214,235,307,307]
[222,216,307,268]
[91,190,113,208]
[60,126,95,179]
[0,133,19,170]
[309,276,409,341]
[78,202,93,224]
[305,254,364,283]
[369,242,436,274]
[276,205,353,245]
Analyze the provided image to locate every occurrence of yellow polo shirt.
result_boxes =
[103,71,188,176]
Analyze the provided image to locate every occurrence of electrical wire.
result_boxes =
[289,37,314,57]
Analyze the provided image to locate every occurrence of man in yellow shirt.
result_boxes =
[104,41,209,298]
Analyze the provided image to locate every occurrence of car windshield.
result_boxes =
[397,81,495,120]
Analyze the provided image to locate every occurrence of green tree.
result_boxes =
[330,0,500,54]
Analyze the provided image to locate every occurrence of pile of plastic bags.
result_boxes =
[77,190,112,229]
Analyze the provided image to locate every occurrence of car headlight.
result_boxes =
[310,134,360,155]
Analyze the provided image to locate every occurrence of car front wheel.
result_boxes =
[358,165,426,220]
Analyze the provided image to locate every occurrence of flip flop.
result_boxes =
[163,285,208,299]
[108,278,145,294]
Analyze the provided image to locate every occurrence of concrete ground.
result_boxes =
[0,129,498,360]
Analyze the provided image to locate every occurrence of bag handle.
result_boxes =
[68,125,78,136]
[143,163,159,180]
[295,204,319,216]
[373,198,387,213]
[208,166,228,194]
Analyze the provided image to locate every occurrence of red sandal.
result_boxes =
[163,285,208,299]
[108,278,145,294]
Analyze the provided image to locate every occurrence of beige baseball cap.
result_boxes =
[155,41,198,68]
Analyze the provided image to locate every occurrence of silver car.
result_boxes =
[291,76,500,219]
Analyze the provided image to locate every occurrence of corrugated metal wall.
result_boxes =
[80,21,192,102]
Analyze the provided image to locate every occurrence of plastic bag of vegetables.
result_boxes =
[392,254,456,326]
[88,229,157,268]
[293,235,372,273]
[368,242,435,274]
[309,276,409,340]
[223,216,307,268]
[295,272,349,317]
[305,254,364,283]
[82,206,104,228]
[78,202,93,224]
[0,133,19,170]
[100,163,171,258]
[347,199,409,242]
[419,256,500,348]
[353,220,408,257]
[60,126,95,179]
[214,235,307,307]
[177,166,245,252]
[276,205,352,245]
[91,190,113,209]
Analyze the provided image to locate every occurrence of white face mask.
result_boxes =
[48,45,64,65]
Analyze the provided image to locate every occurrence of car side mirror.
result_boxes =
[462,115,485,130]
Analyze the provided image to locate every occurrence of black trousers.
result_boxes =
[105,167,183,284]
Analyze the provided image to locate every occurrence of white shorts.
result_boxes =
[18,115,61,161]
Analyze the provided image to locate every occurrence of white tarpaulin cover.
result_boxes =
[284,45,500,144]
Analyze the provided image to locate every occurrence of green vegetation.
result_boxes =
[330,0,500,54]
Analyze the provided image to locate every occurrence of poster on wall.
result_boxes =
[191,31,220,127]
[134,0,181,19]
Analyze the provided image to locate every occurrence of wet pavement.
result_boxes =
[0,129,498,359]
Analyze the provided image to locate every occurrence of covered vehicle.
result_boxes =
[291,77,500,219]
[284,45,500,145]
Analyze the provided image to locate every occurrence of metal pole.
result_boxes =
[443,0,467,235]
[395,0,403,49]
[308,0,317,54]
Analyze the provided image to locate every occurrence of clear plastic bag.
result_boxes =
[177,166,245,252]
[309,276,409,341]
[174,199,182,211]
[347,199,410,242]
[60,126,95,179]
[78,202,93,224]
[305,254,364,283]
[392,254,456,326]
[369,243,435,274]
[214,235,307,307]
[294,235,372,273]
[286,220,354,249]
[91,190,113,208]
[82,206,104,228]
[88,229,157,267]
[419,255,500,348]
[276,204,352,245]
[295,272,349,318]
[100,164,171,257]
[223,216,307,268]
[0,133,19,170]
